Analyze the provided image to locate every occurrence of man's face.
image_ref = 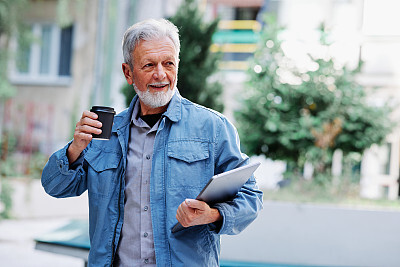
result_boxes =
[122,37,179,114]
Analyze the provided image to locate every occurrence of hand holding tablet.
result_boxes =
[172,162,261,233]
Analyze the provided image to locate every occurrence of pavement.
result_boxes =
[0,217,86,267]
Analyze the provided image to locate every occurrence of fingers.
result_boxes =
[73,129,93,143]
[68,110,103,163]
[185,199,206,210]
[176,201,192,227]
[176,199,211,227]
[177,201,199,227]
[82,110,98,120]
[74,111,102,138]
[78,111,102,132]
[76,124,102,136]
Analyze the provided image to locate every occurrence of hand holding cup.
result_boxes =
[67,110,103,163]
[90,106,115,140]
[67,106,115,164]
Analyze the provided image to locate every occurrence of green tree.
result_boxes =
[169,0,223,112]
[0,0,30,99]
[121,82,135,108]
[121,0,224,112]
[235,14,393,176]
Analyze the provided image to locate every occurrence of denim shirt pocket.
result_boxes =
[167,140,210,189]
[84,145,122,198]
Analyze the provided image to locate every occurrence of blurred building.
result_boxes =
[6,0,97,156]
[4,0,400,199]
[4,0,179,155]
[356,0,400,200]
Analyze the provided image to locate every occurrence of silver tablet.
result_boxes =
[172,161,261,233]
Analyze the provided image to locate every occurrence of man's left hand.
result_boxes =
[176,199,222,228]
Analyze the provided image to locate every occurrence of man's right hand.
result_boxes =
[67,110,102,164]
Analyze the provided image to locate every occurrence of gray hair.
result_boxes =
[122,18,180,69]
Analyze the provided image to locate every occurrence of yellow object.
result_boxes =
[218,20,261,31]
[210,43,257,53]
[218,61,249,70]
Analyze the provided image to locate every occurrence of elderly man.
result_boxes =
[41,18,263,266]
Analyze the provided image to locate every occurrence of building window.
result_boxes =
[10,23,73,85]
[234,7,260,20]
[378,143,392,176]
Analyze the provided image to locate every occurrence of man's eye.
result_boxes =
[144,63,153,67]
[166,62,174,66]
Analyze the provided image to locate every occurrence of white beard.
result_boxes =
[133,84,175,109]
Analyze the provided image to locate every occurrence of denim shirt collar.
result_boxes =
[112,102,134,133]
[163,89,182,123]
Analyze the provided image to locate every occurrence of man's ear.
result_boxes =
[122,63,134,85]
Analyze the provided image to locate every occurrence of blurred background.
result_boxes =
[1,0,400,266]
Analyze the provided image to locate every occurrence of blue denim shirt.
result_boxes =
[41,91,263,266]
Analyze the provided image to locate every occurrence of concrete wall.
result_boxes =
[221,201,400,267]
[7,178,88,219]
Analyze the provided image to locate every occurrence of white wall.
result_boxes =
[222,201,400,267]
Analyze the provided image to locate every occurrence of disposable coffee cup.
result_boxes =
[90,106,116,140]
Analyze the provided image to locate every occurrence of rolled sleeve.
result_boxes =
[41,141,88,198]
[212,202,235,234]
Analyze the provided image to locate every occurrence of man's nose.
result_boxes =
[153,63,166,80]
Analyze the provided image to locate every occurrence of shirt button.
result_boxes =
[146,155,151,160]
[144,259,149,264]
[144,232,148,237]
[144,206,148,211]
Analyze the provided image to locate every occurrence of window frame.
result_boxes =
[8,22,73,86]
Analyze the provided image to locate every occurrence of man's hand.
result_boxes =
[176,199,222,228]
[67,111,102,164]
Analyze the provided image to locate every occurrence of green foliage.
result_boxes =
[56,0,85,27]
[0,0,29,36]
[1,131,47,179]
[28,152,49,179]
[121,83,136,108]
[0,131,18,177]
[169,0,223,112]
[0,157,18,177]
[0,0,30,100]
[266,174,363,204]
[235,14,393,174]
[0,179,13,219]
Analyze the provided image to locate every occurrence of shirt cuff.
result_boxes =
[210,202,233,235]
[66,143,85,170]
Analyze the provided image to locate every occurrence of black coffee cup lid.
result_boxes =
[91,106,116,114]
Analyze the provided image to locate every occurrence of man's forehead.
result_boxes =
[132,39,178,63]
[134,37,176,52]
